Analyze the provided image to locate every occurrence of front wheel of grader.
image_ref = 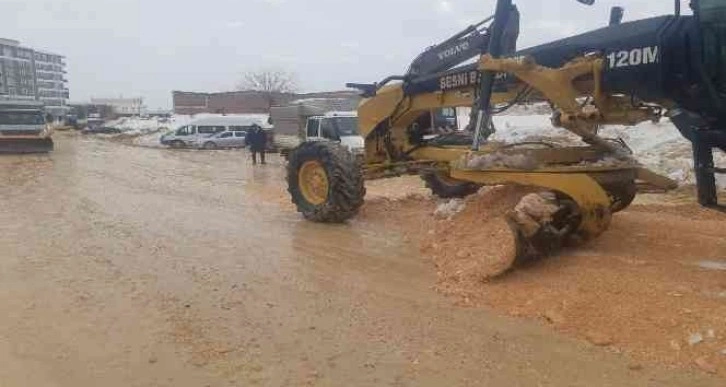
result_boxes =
[287,142,366,223]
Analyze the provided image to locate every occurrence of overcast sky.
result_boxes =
[3,0,680,109]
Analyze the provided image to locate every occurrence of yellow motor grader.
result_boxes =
[286,0,726,274]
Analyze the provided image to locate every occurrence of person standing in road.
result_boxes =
[248,124,267,165]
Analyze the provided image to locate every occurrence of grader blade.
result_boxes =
[449,165,619,277]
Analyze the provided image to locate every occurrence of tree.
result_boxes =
[237,69,298,110]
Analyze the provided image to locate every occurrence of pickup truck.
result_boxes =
[270,104,363,157]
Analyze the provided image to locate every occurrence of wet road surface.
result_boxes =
[0,134,721,386]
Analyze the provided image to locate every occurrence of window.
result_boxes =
[331,117,358,136]
[219,132,233,138]
[176,126,193,136]
[440,107,456,118]
[198,125,226,134]
[0,112,46,125]
[229,125,252,132]
[320,119,338,140]
[234,131,246,138]
[433,108,458,130]
[307,119,320,138]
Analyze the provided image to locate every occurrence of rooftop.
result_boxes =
[0,38,64,58]
[0,38,20,46]
[34,50,65,58]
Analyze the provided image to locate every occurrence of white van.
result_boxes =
[160,115,271,149]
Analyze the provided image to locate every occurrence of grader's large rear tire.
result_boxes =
[422,172,481,199]
[287,142,365,223]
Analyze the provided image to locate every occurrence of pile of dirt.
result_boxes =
[421,186,535,287]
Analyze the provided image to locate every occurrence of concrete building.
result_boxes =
[0,38,69,117]
[90,97,145,116]
[172,90,360,115]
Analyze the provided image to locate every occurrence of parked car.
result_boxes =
[82,116,111,134]
[82,125,122,134]
[160,115,270,149]
[196,130,247,149]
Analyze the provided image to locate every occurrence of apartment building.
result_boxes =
[0,38,69,117]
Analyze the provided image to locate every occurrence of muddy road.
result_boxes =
[0,133,722,386]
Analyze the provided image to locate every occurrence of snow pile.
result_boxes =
[500,103,553,116]
[578,155,632,168]
[169,113,270,129]
[104,117,172,136]
[490,115,564,143]
[489,115,726,188]
[288,97,360,112]
[466,152,539,170]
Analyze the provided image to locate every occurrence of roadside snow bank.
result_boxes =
[169,113,270,129]
[104,117,172,136]
[490,115,726,188]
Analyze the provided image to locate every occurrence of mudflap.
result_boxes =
[0,138,54,154]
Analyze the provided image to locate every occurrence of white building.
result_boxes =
[90,97,145,116]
